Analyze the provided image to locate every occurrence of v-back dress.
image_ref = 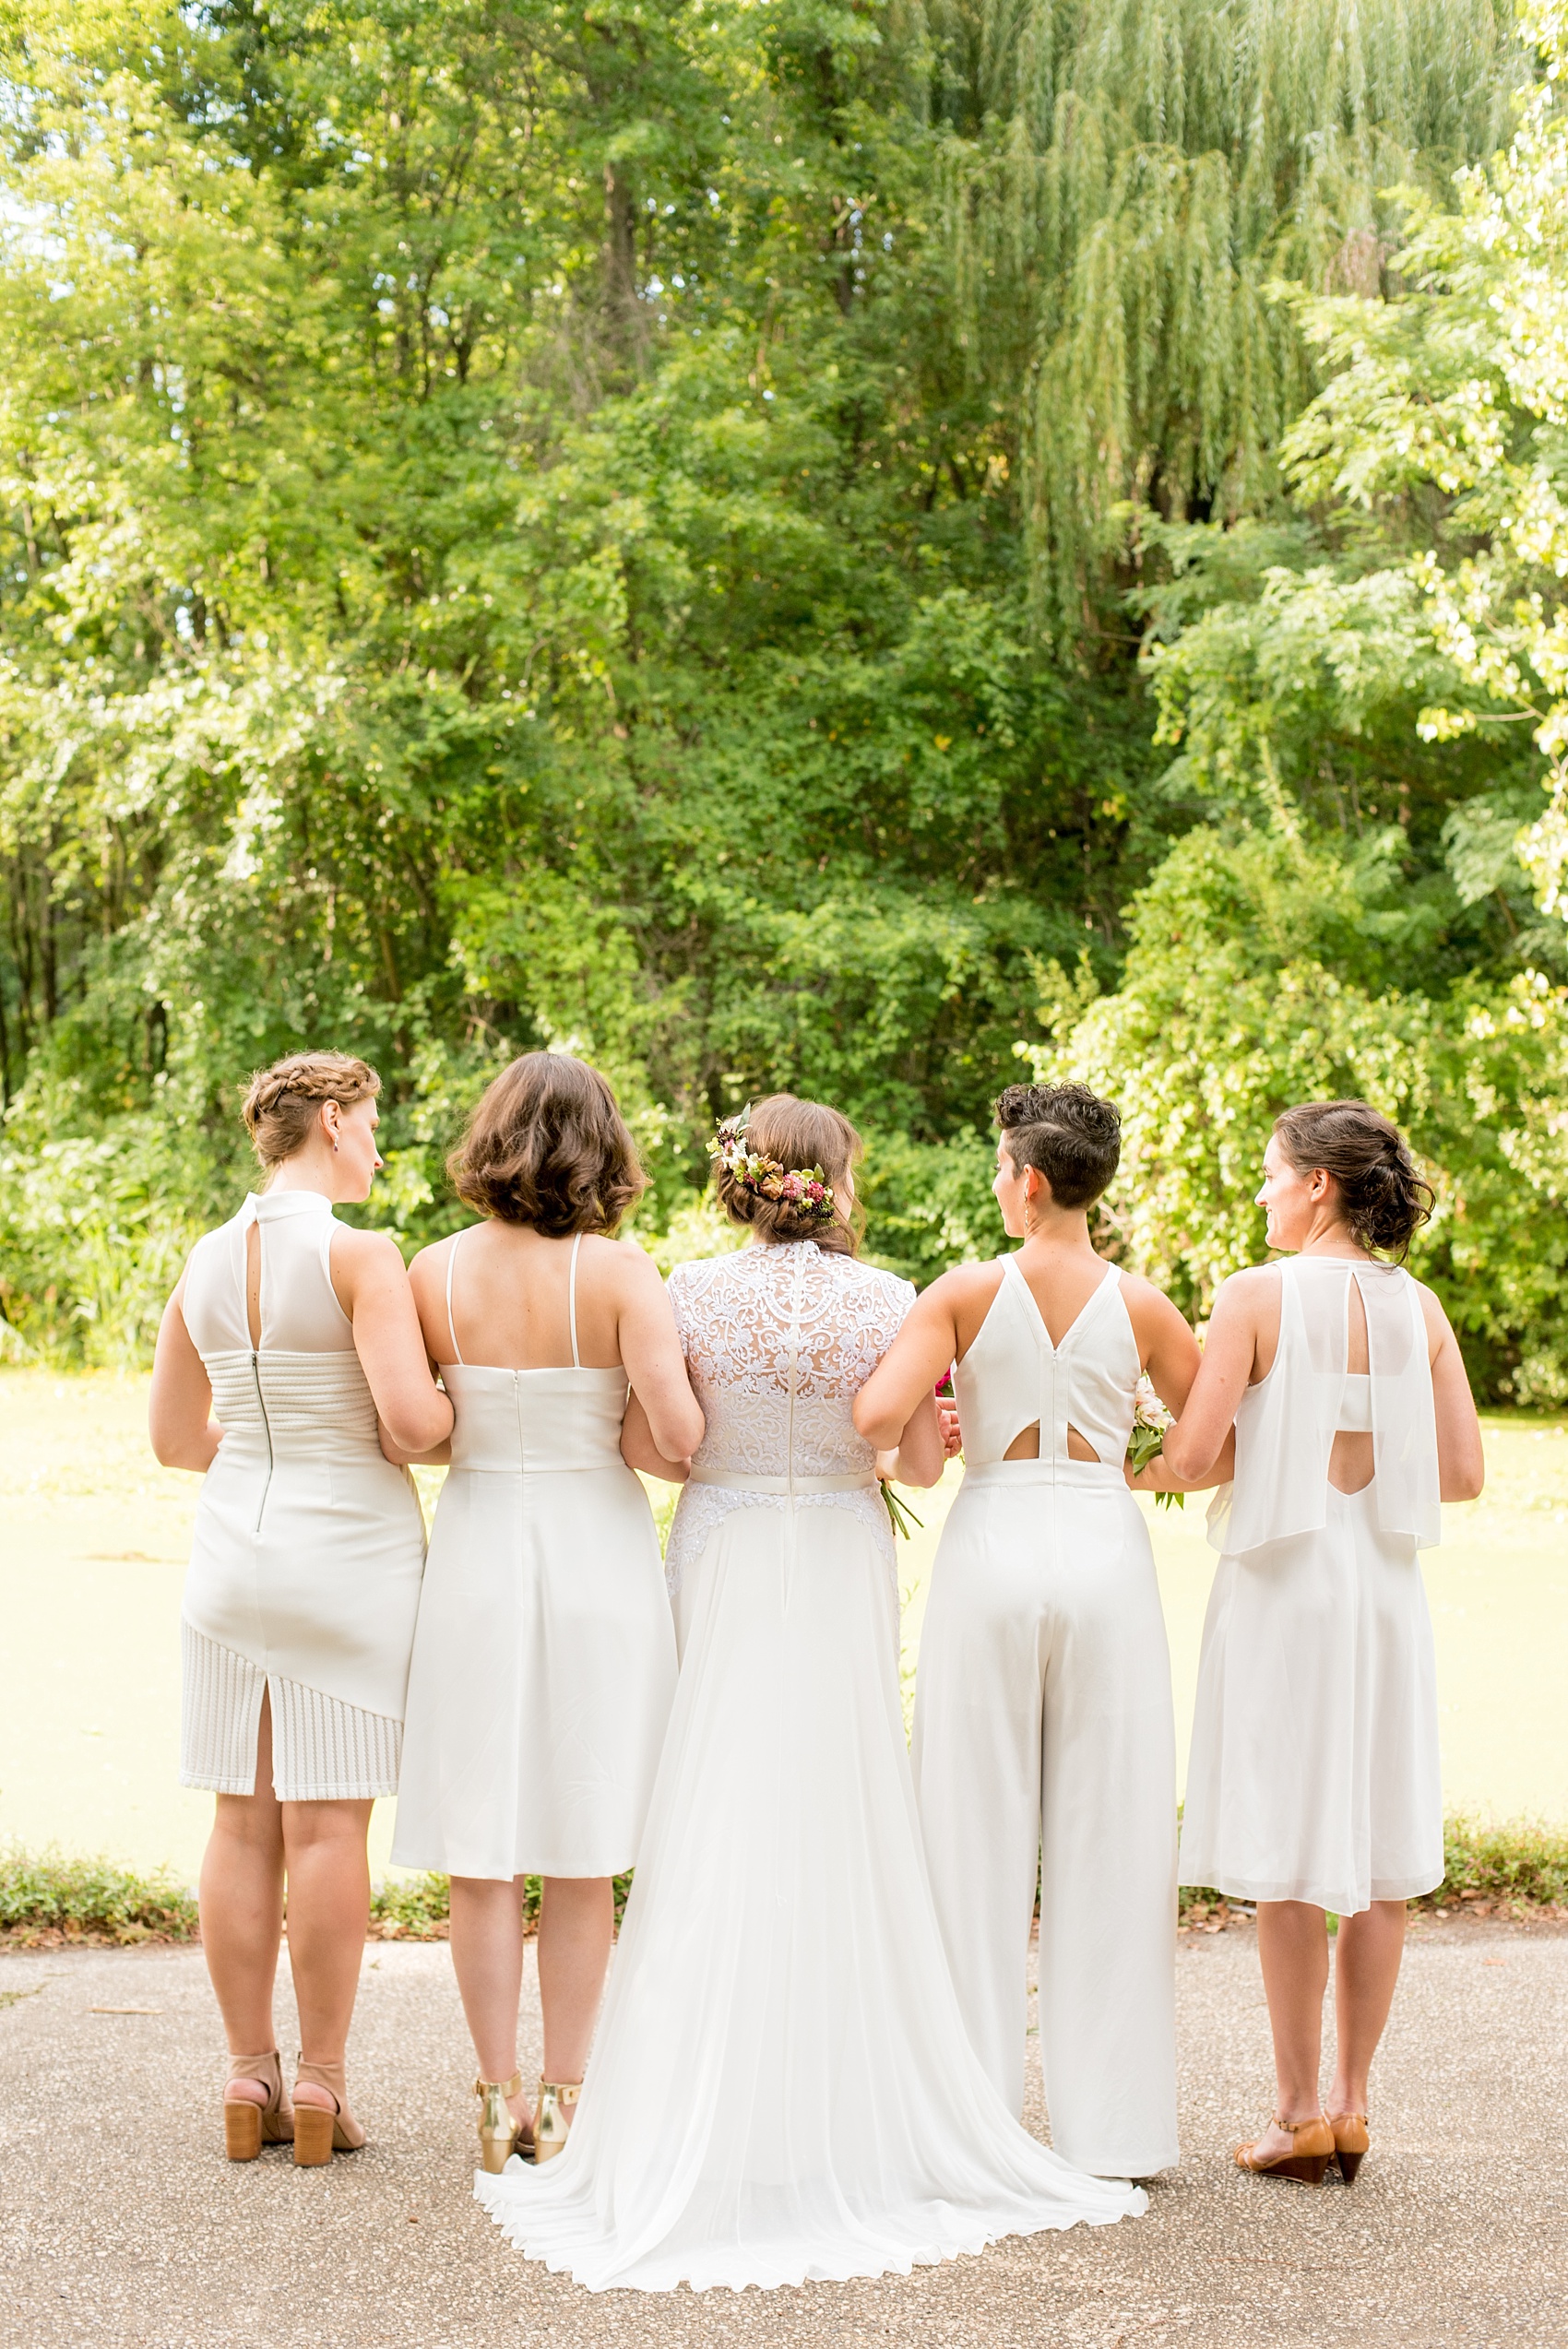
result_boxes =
[912,1256,1179,2177]
[1178,1256,1443,1916]
[178,1188,427,1802]
[474,1240,1144,2293]
[390,1229,675,1880]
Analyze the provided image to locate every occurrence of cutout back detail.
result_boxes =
[1002,1420,1101,1464]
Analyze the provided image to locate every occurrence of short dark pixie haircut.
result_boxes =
[994,1082,1121,1210]
[447,1051,647,1235]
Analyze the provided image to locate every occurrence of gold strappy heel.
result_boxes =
[1234,2114,1335,2185]
[291,2059,366,2166]
[476,2070,527,2174]
[1329,2111,1370,2183]
[223,2049,293,2160]
[533,2077,581,2163]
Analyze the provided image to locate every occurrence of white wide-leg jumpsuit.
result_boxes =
[911,1259,1179,2178]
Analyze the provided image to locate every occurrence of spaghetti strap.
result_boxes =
[445,1228,468,1366]
[568,1232,582,1370]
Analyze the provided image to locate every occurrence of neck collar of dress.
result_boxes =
[249,1188,336,1221]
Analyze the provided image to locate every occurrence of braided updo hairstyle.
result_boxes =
[1273,1100,1434,1261]
[241,1050,380,1169]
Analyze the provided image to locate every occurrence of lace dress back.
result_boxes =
[664,1242,915,1587]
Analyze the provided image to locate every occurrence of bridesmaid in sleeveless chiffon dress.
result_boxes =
[1148,1101,1483,2185]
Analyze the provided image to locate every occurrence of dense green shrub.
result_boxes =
[0,1848,199,1943]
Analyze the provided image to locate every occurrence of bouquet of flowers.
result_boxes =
[1126,1377,1183,1511]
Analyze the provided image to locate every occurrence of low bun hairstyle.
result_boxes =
[712,1093,864,1257]
[242,1051,380,1169]
[447,1052,646,1235]
[1273,1099,1434,1261]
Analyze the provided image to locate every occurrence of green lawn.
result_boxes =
[1,1370,1562,1885]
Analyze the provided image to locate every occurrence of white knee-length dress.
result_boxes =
[1179,1256,1444,1916]
[391,1230,676,1880]
[179,1189,428,1802]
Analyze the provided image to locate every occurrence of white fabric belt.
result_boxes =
[687,1467,878,1496]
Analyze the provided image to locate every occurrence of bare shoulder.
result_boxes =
[925,1259,1004,1310]
[1213,1263,1279,1313]
[1412,1276,1455,1339]
[332,1225,409,1278]
[592,1232,666,1293]
[1115,1268,1180,1316]
[407,1231,459,1291]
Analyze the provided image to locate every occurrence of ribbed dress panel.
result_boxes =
[176,1191,426,1802]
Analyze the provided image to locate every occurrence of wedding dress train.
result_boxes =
[474,1240,1145,2292]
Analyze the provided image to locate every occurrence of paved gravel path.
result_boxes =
[2,1916,1563,2348]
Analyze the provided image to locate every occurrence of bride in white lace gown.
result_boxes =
[475,1096,1145,2292]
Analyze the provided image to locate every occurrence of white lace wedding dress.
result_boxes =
[474,1240,1145,2293]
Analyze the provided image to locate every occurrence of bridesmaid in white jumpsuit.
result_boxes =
[1149,1099,1483,2187]
[149,1051,453,2164]
[858,1083,1221,2180]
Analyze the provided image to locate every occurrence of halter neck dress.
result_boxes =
[391,1229,675,1880]
[177,1188,427,1801]
[911,1254,1179,2178]
[1179,1256,1443,1915]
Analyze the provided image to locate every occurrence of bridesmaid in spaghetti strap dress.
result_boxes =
[1146,1100,1483,2187]
[389,1053,702,2171]
[148,1052,453,2164]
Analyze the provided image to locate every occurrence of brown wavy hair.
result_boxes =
[241,1051,380,1169]
[994,1081,1121,1210]
[1273,1099,1434,1261]
[712,1093,864,1256]
[448,1053,647,1235]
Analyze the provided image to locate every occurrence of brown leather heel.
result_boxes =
[291,2058,366,2166]
[1235,2114,1335,2185]
[1330,2112,1369,2183]
[223,2049,293,2161]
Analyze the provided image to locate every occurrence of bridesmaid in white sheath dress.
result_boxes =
[149,1052,452,2165]
[1149,1100,1483,2188]
[388,1052,703,2170]
[474,1095,1146,2292]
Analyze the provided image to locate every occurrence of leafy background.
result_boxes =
[6,0,1568,1399]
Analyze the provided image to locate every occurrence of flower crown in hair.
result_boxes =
[707,1107,837,1223]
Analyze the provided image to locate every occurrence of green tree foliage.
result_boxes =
[1027,0,1568,1402]
[0,0,1552,1381]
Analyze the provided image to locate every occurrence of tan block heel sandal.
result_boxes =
[223,2050,294,2161]
[291,2059,366,2166]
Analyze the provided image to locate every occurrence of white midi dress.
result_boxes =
[1179,1256,1444,1916]
[178,1189,428,1801]
[391,1231,676,1880]
[912,1258,1179,2178]
[473,1241,1145,2293]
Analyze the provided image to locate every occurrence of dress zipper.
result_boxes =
[251,1349,274,1534]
